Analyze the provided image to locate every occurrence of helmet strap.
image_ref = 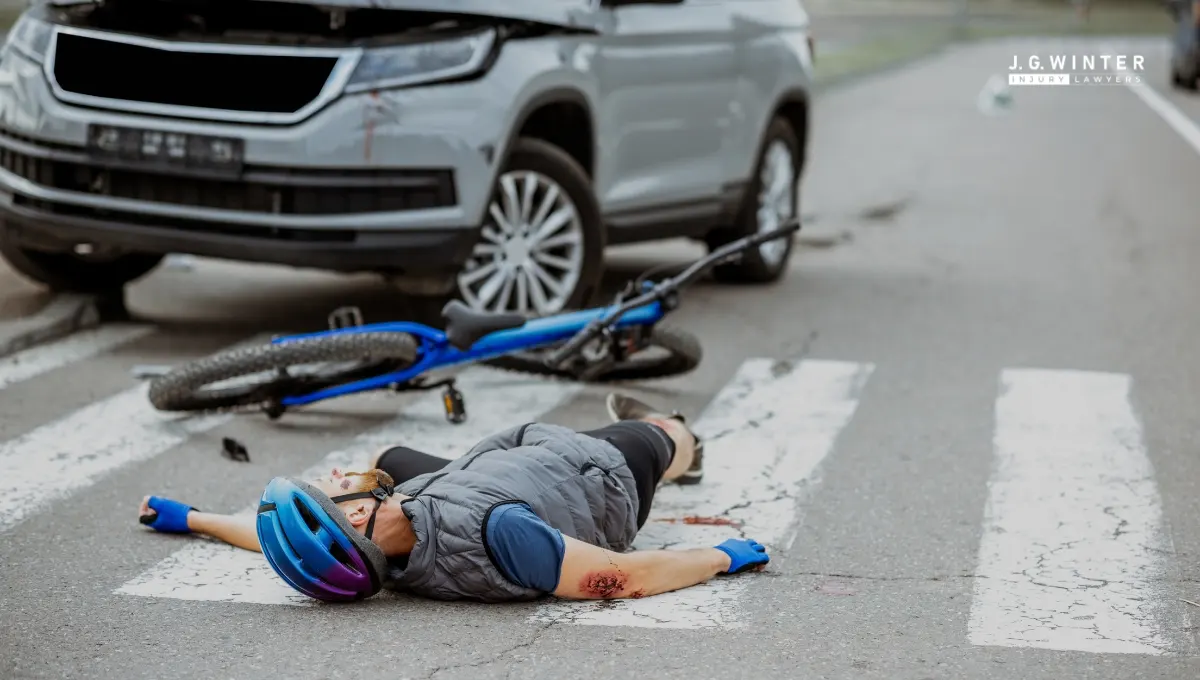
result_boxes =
[330,483,394,541]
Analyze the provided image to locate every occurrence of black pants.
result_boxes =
[374,421,676,528]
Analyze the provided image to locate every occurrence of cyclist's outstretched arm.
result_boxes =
[551,534,768,600]
[190,512,260,552]
[138,495,261,552]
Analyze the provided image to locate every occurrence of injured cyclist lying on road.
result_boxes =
[137,392,770,603]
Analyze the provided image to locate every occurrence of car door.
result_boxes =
[722,0,811,184]
[592,0,738,217]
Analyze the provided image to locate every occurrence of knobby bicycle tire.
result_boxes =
[148,332,419,413]
[483,324,702,382]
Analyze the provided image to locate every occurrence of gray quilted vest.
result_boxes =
[384,422,640,602]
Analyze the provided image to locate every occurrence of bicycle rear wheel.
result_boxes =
[484,324,702,382]
[148,332,419,413]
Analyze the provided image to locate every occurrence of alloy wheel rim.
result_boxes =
[458,170,585,315]
[755,140,796,267]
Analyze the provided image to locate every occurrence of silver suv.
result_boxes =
[0,0,813,315]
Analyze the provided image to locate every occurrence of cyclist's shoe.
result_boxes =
[605,392,704,485]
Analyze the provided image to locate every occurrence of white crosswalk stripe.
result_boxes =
[531,358,874,629]
[0,325,1192,650]
[0,323,154,392]
[0,383,231,533]
[968,368,1188,656]
[0,331,269,534]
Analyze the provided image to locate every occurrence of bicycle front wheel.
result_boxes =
[148,332,419,413]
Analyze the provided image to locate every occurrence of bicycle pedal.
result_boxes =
[327,306,365,330]
[442,384,466,424]
[262,400,285,421]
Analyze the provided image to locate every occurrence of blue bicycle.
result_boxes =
[147,219,800,422]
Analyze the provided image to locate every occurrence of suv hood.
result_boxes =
[46,0,602,31]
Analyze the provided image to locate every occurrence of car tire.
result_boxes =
[453,136,605,316]
[1171,53,1200,91]
[706,115,802,284]
[0,241,163,292]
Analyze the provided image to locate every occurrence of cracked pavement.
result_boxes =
[4,35,1200,680]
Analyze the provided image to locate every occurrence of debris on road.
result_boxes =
[860,197,910,222]
[798,227,855,248]
[977,74,1014,115]
[221,437,250,463]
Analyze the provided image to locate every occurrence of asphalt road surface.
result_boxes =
[3,35,1200,680]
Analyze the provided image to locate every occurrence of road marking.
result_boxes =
[0,332,277,533]
[968,368,1185,655]
[0,384,231,533]
[0,323,153,391]
[532,358,875,629]
[1118,61,1200,157]
[117,367,585,606]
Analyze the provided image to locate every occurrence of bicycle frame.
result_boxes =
[269,299,668,407]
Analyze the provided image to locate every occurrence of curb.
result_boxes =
[0,291,127,358]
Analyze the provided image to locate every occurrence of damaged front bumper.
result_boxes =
[0,10,518,276]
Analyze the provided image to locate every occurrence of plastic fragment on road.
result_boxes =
[221,437,250,463]
[977,74,1013,115]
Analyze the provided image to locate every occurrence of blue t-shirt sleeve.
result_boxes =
[485,503,566,593]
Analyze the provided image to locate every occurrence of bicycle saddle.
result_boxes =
[442,300,527,350]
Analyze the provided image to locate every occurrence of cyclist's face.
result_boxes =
[309,468,346,496]
[313,467,371,497]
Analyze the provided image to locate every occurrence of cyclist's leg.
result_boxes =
[370,445,450,483]
[578,420,696,529]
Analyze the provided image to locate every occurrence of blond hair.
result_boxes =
[333,469,396,501]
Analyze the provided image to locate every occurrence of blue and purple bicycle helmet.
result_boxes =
[255,476,393,602]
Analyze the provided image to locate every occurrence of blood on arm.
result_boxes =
[555,535,730,601]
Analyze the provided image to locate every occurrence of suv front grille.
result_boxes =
[50,31,341,116]
[0,136,457,215]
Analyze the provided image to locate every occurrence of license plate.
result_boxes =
[86,124,244,172]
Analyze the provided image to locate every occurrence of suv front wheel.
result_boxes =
[706,116,802,284]
[455,137,605,316]
[0,240,163,292]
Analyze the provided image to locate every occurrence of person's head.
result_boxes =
[255,467,398,602]
[311,467,400,535]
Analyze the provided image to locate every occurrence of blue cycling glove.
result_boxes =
[714,538,770,574]
[140,496,196,534]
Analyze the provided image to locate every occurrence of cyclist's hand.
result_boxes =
[139,495,195,533]
[714,538,770,574]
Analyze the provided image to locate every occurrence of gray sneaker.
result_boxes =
[605,392,704,485]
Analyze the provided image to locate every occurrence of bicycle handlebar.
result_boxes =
[543,218,801,368]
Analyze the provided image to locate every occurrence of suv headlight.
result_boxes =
[344,28,497,93]
[4,14,53,63]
